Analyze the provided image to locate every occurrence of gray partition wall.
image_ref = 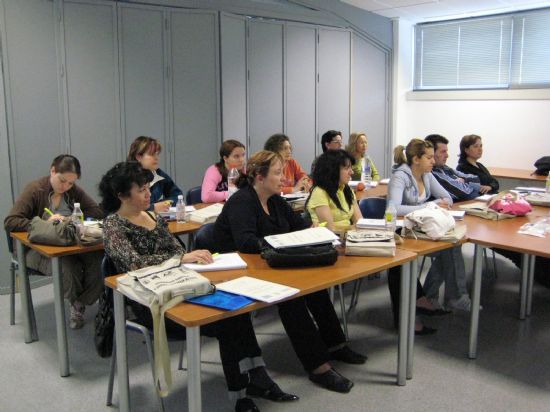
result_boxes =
[247,20,284,154]
[0,0,392,292]
[285,23,317,170]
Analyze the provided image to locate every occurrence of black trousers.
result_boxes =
[492,248,550,288]
[133,303,261,392]
[277,289,346,372]
[387,267,424,328]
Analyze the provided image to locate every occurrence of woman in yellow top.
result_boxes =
[346,132,380,181]
[307,150,362,232]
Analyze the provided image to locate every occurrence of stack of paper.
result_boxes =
[216,276,299,303]
[449,210,465,220]
[264,227,339,249]
[515,186,546,193]
[182,253,247,272]
[356,218,386,230]
[475,194,493,201]
[188,203,224,224]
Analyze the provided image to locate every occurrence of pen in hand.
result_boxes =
[44,207,54,216]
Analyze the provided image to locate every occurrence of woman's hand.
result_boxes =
[294,176,311,193]
[479,185,492,194]
[47,214,65,222]
[438,199,451,209]
[181,249,214,265]
[154,201,171,213]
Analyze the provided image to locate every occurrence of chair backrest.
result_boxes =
[194,223,216,251]
[185,186,202,205]
[359,197,387,219]
[6,231,14,254]
[101,254,119,278]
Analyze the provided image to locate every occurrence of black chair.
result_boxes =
[358,197,386,218]
[193,223,216,251]
[185,186,202,205]
[104,255,186,412]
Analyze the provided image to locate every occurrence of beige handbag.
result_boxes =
[458,201,515,220]
[345,230,396,256]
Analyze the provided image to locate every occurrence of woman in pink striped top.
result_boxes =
[201,139,246,203]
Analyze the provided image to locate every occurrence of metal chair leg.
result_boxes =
[106,338,116,406]
[10,261,16,325]
[178,341,186,370]
[337,284,349,340]
[347,279,363,313]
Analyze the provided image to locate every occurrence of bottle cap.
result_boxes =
[74,203,80,208]
[178,194,183,199]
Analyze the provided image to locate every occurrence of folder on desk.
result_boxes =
[187,290,253,311]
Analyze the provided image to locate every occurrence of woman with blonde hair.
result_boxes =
[387,139,475,334]
[214,150,366,394]
[346,132,379,181]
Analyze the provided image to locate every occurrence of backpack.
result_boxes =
[534,156,550,176]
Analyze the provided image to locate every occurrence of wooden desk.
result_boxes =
[10,232,103,377]
[106,250,417,412]
[396,236,464,381]
[10,222,202,378]
[463,206,550,359]
[488,167,546,182]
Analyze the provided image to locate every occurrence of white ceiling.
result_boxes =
[341,0,550,22]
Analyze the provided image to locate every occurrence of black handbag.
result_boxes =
[261,242,338,268]
[534,156,550,176]
[94,287,114,358]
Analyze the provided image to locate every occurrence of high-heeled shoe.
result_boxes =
[246,383,299,402]
[415,325,437,335]
[416,306,451,316]
[235,397,259,412]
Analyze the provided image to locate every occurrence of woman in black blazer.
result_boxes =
[456,134,499,194]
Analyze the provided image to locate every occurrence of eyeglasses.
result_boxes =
[330,140,343,145]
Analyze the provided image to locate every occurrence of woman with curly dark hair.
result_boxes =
[306,150,362,232]
[99,161,298,412]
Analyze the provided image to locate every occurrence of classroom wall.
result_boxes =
[0,0,393,292]
[393,18,550,171]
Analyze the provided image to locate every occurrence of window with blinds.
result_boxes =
[414,8,550,90]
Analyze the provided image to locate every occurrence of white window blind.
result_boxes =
[414,8,550,90]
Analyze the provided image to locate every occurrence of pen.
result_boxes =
[319,222,328,227]
[44,207,54,216]
[211,253,220,258]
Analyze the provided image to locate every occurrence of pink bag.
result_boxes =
[488,191,532,216]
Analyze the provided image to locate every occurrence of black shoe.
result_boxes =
[415,325,437,336]
[246,383,299,402]
[235,397,260,412]
[416,306,451,316]
[309,368,354,393]
[329,346,367,364]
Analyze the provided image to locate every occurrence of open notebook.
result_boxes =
[216,276,299,303]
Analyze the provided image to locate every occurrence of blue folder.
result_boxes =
[188,290,254,311]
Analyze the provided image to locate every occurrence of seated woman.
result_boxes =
[345,132,380,182]
[456,134,550,285]
[127,136,183,213]
[213,150,366,394]
[387,139,475,333]
[4,155,103,329]
[99,161,297,412]
[456,134,498,194]
[306,149,362,232]
[201,139,246,203]
[264,133,311,194]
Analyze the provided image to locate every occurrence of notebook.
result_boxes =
[188,203,224,224]
[216,276,299,303]
[187,290,253,311]
[263,227,339,249]
[182,253,247,272]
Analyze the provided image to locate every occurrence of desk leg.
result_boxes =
[469,244,483,359]
[52,257,70,377]
[16,240,36,343]
[519,254,529,320]
[187,326,202,412]
[406,259,418,380]
[397,262,410,386]
[526,255,535,317]
[114,290,130,412]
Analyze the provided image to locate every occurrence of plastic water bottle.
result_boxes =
[385,203,397,233]
[71,203,84,234]
[176,195,186,223]
[361,157,372,186]
[546,174,550,194]
[227,166,240,198]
